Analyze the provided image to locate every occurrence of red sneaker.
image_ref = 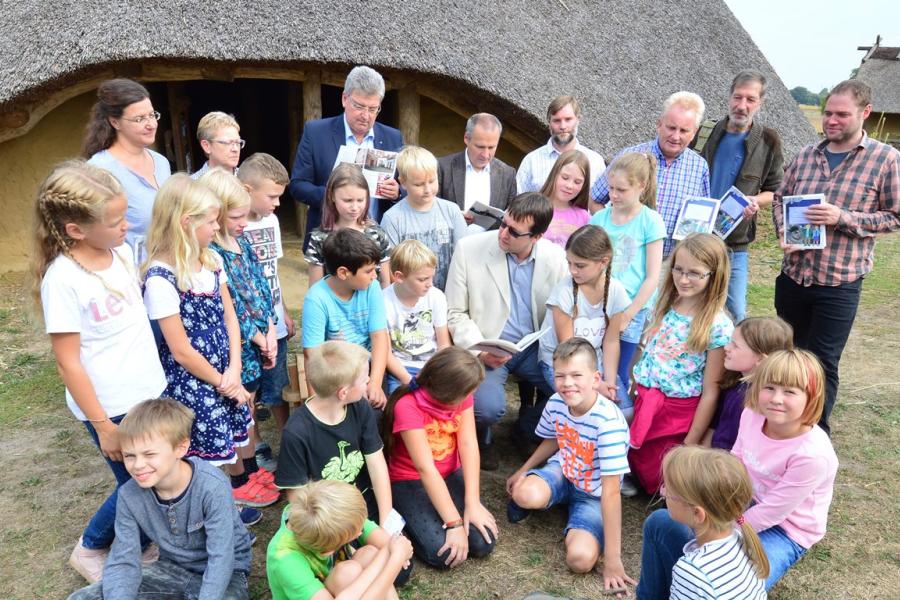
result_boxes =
[250,467,275,487]
[232,479,279,507]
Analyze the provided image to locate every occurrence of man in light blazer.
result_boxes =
[445,192,568,469]
[437,113,517,226]
[289,65,404,248]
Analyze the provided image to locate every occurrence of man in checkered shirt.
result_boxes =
[773,79,900,434]
[590,91,711,257]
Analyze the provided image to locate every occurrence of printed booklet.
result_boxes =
[713,186,751,240]
[469,201,505,231]
[469,327,550,359]
[673,196,721,240]
[783,194,827,249]
[334,146,399,199]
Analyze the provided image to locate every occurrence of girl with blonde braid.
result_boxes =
[33,160,167,583]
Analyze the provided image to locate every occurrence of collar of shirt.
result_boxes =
[464,150,491,174]
[543,137,584,159]
[651,138,684,167]
[505,241,539,267]
[343,115,375,146]
[814,130,871,155]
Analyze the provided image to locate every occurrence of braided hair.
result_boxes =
[31,160,128,309]
[564,225,614,325]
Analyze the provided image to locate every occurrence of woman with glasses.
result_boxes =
[83,78,171,264]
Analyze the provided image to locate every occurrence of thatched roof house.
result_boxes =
[0,0,816,269]
[855,36,900,146]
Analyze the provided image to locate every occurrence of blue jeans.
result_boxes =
[386,366,420,395]
[619,307,650,392]
[636,508,808,598]
[473,343,551,445]
[82,414,147,550]
[257,337,289,406]
[726,250,748,323]
[68,561,249,600]
[528,462,605,546]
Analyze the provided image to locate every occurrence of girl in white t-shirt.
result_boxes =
[142,175,277,507]
[34,160,167,582]
[537,225,630,413]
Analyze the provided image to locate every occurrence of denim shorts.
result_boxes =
[620,307,651,344]
[257,337,289,406]
[527,461,605,546]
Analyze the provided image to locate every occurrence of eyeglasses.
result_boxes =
[499,220,534,238]
[121,111,161,125]
[659,483,686,504]
[671,266,712,281]
[210,139,246,149]
[348,98,382,115]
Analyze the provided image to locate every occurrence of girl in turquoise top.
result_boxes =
[589,152,666,394]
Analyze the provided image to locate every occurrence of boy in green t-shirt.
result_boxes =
[266,480,412,600]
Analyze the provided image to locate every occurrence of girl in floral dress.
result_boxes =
[142,174,276,507]
[628,233,733,494]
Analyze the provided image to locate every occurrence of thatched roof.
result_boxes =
[0,0,817,157]
[855,46,900,115]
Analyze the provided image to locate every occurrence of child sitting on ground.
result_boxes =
[266,480,413,600]
[301,228,390,408]
[380,145,467,290]
[276,341,393,525]
[67,398,253,600]
[383,239,451,393]
[507,338,633,594]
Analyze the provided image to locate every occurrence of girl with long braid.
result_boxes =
[536,224,631,413]
[32,160,167,583]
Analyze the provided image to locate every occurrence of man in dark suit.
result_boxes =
[289,65,404,247]
[437,113,517,227]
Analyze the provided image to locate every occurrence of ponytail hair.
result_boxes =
[381,347,485,456]
[31,160,125,309]
[662,446,770,580]
[564,224,614,323]
[81,79,151,158]
[606,152,658,210]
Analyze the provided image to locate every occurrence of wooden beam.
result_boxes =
[398,84,420,145]
[302,71,322,123]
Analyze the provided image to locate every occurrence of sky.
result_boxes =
[723,0,899,92]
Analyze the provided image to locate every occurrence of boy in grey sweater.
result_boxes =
[68,399,253,600]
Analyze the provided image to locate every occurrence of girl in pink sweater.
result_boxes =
[635,349,837,597]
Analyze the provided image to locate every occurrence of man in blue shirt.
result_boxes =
[591,92,710,258]
[289,66,404,248]
[696,71,784,322]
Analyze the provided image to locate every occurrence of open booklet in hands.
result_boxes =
[469,328,550,359]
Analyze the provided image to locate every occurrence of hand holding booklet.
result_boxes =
[713,186,751,240]
[469,327,550,359]
[333,145,399,199]
[673,196,721,240]
[783,194,827,249]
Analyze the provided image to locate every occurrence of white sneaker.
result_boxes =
[69,537,109,583]
[620,474,640,498]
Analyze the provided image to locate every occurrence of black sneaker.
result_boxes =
[507,499,531,523]
[480,444,499,471]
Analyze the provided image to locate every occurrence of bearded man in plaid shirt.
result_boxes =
[773,79,900,434]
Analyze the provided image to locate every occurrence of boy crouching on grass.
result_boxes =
[266,479,413,600]
[68,399,253,600]
[505,338,635,595]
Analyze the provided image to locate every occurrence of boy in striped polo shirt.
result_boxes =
[506,337,634,593]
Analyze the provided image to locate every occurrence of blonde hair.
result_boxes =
[118,398,195,447]
[396,145,438,181]
[539,149,591,210]
[745,349,825,427]
[606,152,659,210]
[721,317,794,389]
[288,480,368,553]
[663,446,770,580]
[390,239,437,276]
[237,152,289,187]
[31,160,126,307]
[305,341,371,398]
[662,91,706,129]
[142,174,222,291]
[196,111,239,142]
[198,168,251,245]
[651,234,730,353]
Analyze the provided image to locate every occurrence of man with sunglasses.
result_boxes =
[446,193,568,470]
[289,65,404,249]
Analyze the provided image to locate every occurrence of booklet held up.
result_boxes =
[783,194,827,249]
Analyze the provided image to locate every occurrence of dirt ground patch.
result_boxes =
[1,229,898,600]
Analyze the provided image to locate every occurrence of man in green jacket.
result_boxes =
[696,70,784,322]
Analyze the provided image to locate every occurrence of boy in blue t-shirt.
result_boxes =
[506,338,634,592]
[302,228,390,409]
